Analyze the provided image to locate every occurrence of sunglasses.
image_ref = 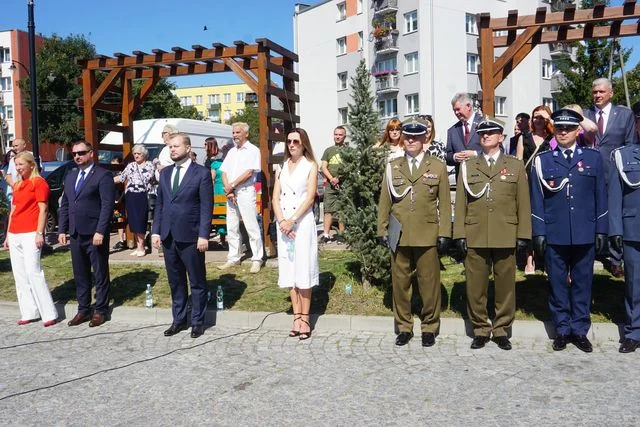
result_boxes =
[72,150,90,157]
[287,139,301,145]
[555,125,579,132]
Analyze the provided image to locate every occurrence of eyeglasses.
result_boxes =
[287,139,301,145]
[72,150,89,157]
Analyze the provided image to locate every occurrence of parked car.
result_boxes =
[40,161,66,179]
[44,161,76,237]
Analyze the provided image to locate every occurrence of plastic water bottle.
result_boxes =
[216,285,224,311]
[145,284,153,308]
[286,237,295,259]
[345,283,352,295]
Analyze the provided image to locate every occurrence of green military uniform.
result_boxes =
[378,154,452,334]
[453,152,531,338]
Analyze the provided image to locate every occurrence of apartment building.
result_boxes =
[173,83,255,124]
[294,0,569,157]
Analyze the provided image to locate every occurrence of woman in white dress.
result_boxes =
[272,128,319,340]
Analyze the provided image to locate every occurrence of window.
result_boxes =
[378,98,398,118]
[223,93,231,103]
[337,72,348,91]
[466,54,479,74]
[465,13,478,35]
[1,105,13,120]
[179,96,192,106]
[0,47,10,63]
[495,96,506,116]
[374,58,397,73]
[209,110,220,122]
[0,77,12,91]
[406,94,419,115]
[357,0,363,14]
[208,94,220,104]
[223,110,232,121]
[338,108,348,125]
[336,37,347,55]
[404,10,418,33]
[337,2,346,21]
[236,92,245,102]
[542,59,556,79]
[405,52,418,74]
[195,95,202,105]
[543,97,558,112]
[358,31,363,50]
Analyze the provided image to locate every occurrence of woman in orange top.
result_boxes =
[3,152,57,326]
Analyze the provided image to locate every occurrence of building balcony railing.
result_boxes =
[375,73,399,94]
[374,31,399,54]
[549,42,572,57]
[374,0,398,14]
[550,73,565,93]
[208,103,221,110]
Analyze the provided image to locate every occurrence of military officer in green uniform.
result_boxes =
[453,117,531,351]
[377,117,452,347]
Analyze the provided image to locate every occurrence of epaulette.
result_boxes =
[503,154,518,159]
[582,146,600,152]
[537,149,554,156]
[426,155,445,165]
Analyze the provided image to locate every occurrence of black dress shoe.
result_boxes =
[421,332,436,347]
[571,335,593,353]
[470,336,490,349]
[619,338,640,353]
[552,335,569,351]
[492,336,512,351]
[395,332,413,346]
[163,322,188,337]
[190,325,204,338]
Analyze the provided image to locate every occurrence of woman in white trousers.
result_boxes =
[3,152,57,326]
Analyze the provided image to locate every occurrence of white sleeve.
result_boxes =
[250,146,261,172]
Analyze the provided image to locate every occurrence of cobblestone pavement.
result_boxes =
[0,313,638,426]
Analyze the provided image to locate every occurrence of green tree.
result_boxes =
[134,79,201,121]
[335,59,389,288]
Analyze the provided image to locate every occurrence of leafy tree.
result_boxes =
[335,59,389,288]
[134,79,201,121]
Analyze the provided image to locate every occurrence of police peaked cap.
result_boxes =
[476,116,505,133]
[551,108,583,126]
[401,117,429,135]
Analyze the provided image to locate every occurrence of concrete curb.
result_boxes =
[0,300,624,344]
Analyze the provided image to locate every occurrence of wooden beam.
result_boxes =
[255,38,299,62]
[492,25,542,81]
[478,13,495,117]
[267,108,300,123]
[222,58,259,93]
[266,85,300,103]
[77,99,122,113]
[81,69,98,151]
[90,68,124,107]
[494,22,640,47]
[265,60,299,81]
[124,57,286,79]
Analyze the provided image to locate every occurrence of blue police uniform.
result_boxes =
[530,145,608,337]
[608,145,640,344]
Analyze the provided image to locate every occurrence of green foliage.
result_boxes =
[335,59,390,287]
[227,105,261,146]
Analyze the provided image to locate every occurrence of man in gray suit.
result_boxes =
[445,93,483,175]
[584,78,638,278]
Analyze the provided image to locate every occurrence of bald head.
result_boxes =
[11,139,26,154]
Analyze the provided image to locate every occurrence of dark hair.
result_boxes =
[285,128,316,163]
[72,140,93,150]
[515,112,530,121]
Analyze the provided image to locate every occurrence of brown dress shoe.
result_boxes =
[67,313,89,327]
[88,313,106,327]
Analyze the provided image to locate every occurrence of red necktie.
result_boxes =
[597,111,604,136]
[464,122,470,145]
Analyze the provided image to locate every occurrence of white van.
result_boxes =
[99,118,233,165]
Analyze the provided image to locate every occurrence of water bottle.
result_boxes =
[145,284,153,308]
[216,285,224,311]
[345,283,352,295]
[286,237,295,259]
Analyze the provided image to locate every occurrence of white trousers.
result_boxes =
[8,232,57,322]
[226,186,264,262]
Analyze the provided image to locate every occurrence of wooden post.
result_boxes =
[256,48,273,256]
[81,68,98,159]
[478,13,495,117]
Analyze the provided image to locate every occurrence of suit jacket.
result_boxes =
[151,162,213,242]
[585,104,637,185]
[377,155,451,247]
[608,145,640,242]
[445,112,483,166]
[453,153,531,248]
[530,147,607,245]
[58,165,115,236]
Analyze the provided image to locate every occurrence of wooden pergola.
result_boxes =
[77,38,299,252]
[478,0,640,116]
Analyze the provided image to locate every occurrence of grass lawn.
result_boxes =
[0,248,626,323]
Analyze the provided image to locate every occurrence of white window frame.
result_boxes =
[0,77,12,91]
[465,13,478,35]
[195,95,202,105]
[336,37,347,56]
[406,94,419,115]
[495,96,506,116]
[180,96,192,106]
[236,92,245,102]
[208,94,220,104]
[209,110,220,121]
[466,53,479,74]
[337,72,348,91]
[374,58,397,73]
[338,107,348,125]
[542,59,555,79]
[223,93,231,103]
[404,52,418,75]
[0,47,10,63]
[337,2,346,21]
[542,97,558,112]
[404,10,418,34]
[378,98,398,118]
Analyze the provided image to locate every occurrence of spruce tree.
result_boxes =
[335,59,390,288]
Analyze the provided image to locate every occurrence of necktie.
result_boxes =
[464,121,470,145]
[597,111,604,136]
[488,157,495,170]
[565,149,572,163]
[75,170,85,193]
[172,165,181,196]
[411,158,418,177]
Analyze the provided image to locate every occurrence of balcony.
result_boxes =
[374,0,398,14]
[374,31,399,54]
[375,73,399,94]
[550,73,566,94]
[207,103,221,111]
[549,42,572,57]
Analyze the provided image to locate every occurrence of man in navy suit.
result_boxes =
[584,78,638,278]
[445,93,483,172]
[152,133,213,339]
[530,109,608,353]
[609,145,640,353]
[58,141,115,327]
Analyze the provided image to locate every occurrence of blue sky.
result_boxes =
[2,0,638,87]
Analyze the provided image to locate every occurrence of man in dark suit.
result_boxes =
[152,133,213,339]
[445,93,483,171]
[584,78,638,278]
[505,112,530,156]
[58,141,115,327]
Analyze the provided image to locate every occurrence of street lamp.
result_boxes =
[27,0,41,170]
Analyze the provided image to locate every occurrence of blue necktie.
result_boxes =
[75,170,86,193]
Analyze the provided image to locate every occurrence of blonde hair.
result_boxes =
[14,151,41,184]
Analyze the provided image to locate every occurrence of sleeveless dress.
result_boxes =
[277,157,319,289]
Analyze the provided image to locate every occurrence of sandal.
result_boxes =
[289,314,302,337]
[299,317,312,341]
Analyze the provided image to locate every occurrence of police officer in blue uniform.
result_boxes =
[609,144,640,353]
[530,108,608,353]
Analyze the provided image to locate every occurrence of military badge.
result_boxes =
[549,180,555,187]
